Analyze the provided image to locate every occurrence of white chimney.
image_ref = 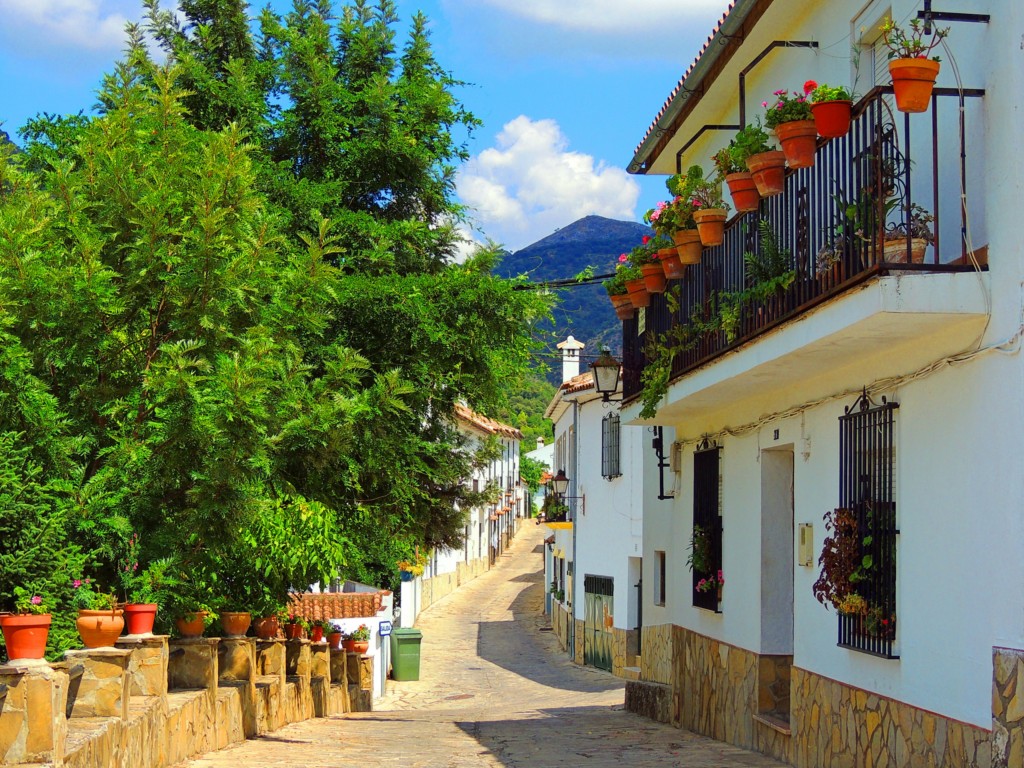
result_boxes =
[536,436,545,450]
[557,335,585,383]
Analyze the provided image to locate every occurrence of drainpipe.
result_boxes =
[570,398,579,661]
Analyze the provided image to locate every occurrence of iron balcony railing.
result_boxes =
[622,85,985,402]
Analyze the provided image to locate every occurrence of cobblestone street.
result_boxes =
[186,525,783,767]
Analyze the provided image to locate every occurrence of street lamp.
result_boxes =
[551,468,570,497]
[590,347,621,401]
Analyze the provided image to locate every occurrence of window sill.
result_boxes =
[838,642,899,660]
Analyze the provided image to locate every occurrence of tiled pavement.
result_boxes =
[185,524,783,767]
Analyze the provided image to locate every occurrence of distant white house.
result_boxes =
[542,336,645,677]
[611,1,1020,767]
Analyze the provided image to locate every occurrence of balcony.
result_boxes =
[622,86,988,419]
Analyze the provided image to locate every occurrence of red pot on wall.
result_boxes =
[174,611,207,639]
[746,151,787,197]
[724,172,760,213]
[285,623,303,640]
[0,614,51,660]
[327,631,343,650]
[692,208,728,247]
[624,278,650,309]
[659,250,686,280]
[609,293,635,321]
[810,100,853,138]
[221,611,252,638]
[311,626,324,643]
[77,609,125,648]
[254,616,279,640]
[640,263,667,294]
[672,229,702,264]
[123,603,158,636]
[350,640,369,654]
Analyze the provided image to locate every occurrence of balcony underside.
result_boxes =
[624,270,990,428]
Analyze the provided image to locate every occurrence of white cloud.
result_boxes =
[471,0,728,34]
[458,116,640,251]
[0,0,133,55]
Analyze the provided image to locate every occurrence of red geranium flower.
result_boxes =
[803,79,818,95]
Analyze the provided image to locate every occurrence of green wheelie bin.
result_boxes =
[390,628,423,681]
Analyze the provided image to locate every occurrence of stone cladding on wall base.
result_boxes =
[639,623,673,684]
[0,635,362,768]
[625,680,672,723]
[574,619,585,665]
[990,647,1024,768]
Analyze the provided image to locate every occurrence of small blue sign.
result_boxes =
[378,620,393,637]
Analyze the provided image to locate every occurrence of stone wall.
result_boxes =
[0,636,366,768]
[611,627,627,677]
[551,603,571,652]
[993,646,1024,768]
[625,680,672,724]
[640,624,673,684]
[791,666,990,768]
[419,555,491,614]
[574,619,585,665]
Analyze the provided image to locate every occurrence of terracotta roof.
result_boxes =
[634,2,738,162]
[560,371,595,395]
[454,403,524,439]
[539,471,552,484]
[288,591,389,622]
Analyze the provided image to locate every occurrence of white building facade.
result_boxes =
[617,2,1022,767]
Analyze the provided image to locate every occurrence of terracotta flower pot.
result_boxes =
[285,623,303,640]
[0,614,52,660]
[175,611,207,639]
[672,229,702,264]
[640,263,667,294]
[351,640,370,654]
[254,616,279,639]
[77,609,126,648]
[746,150,787,197]
[311,626,324,643]
[624,278,650,308]
[660,250,686,280]
[692,208,728,247]
[889,58,940,113]
[123,603,158,636]
[811,99,853,138]
[724,172,760,213]
[774,119,818,168]
[343,638,356,652]
[221,611,252,638]
[327,631,343,650]
[883,237,929,264]
[609,293,635,321]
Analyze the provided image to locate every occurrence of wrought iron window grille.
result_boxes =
[837,390,899,659]
[692,439,723,613]
[602,412,622,479]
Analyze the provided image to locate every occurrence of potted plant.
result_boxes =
[652,233,686,280]
[220,609,253,638]
[327,624,344,650]
[696,570,725,602]
[631,236,667,294]
[686,525,713,575]
[396,552,427,582]
[741,120,786,197]
[684,165,730,247]
[881,18,949,113]
[345,624,371,654]
[666,167,712,256]
[284,614,307,640]
[162,577,217,639]
[311,618,334,644]
[807,81,854,138]
[883,204,934,263]
[119,542,179,635]
[0,587,53,661]
[603,268,634,321]
[618,259,648,309]
[812,507,862,611]
[72,578,124,648]
[713,142,759,214]
[763,86,817,168]
[815,236,846,284]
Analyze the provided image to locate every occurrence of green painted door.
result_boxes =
[583,575,614,672]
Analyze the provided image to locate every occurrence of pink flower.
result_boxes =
[649,209,661,221]
[618,254,627,263]
[773,88,786,96]
[803,79,818,95]
[133,562,138,571]
[776,103,783,110]
[84,578,90,584]
[641,235,651,245]
[761,101,769,108]
[30,595,41,605]
[655,201,667,211]
[691,199,702,208]
[73,579,82,588]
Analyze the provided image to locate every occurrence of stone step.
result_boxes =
[622,666,641,681]
[753,710,792,736]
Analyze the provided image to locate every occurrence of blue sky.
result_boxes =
[0,0,728,250]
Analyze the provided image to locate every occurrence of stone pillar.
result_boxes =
[0,662,68,765]
[329,648,350,714]
[255,639,286,734]
[309,644,331,717]
[256,639,286,687]
[168,638,219,705]
[115,635,169,699]
[993,646,1024,768]
[63,647,132,719]
[218,638,257,738]
[346,652,373,712]
[286,639,312,721]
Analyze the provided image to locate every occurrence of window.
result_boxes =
[838,392,899,658]
[692,444,723,612]
[654,550,666,606]
[601,412,621,479]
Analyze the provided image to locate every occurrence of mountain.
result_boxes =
[494,215,652,383]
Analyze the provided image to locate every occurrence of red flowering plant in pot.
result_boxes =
[629,236,668,295]
[807,81,854,139]
[740,120,785,198]
[763,86,816,169]
[603,265,635,321]
[1,587,53,661]
[683,165,730,248]
[344,624,371,654]
[617,257,649,309]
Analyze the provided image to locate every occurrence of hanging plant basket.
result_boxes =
[746,151,787,197]
[640,263,667,294]
[889,59,940,113]
[774,119,818,168]
[692,208,728,247]
[672,229,702,264]
[624,278,650,309]
[660,250,686,280]
[810,100,853,138]
[609,293,635,321]
[724,172,760,213]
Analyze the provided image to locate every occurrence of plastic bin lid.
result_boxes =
[391,628,423,638]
